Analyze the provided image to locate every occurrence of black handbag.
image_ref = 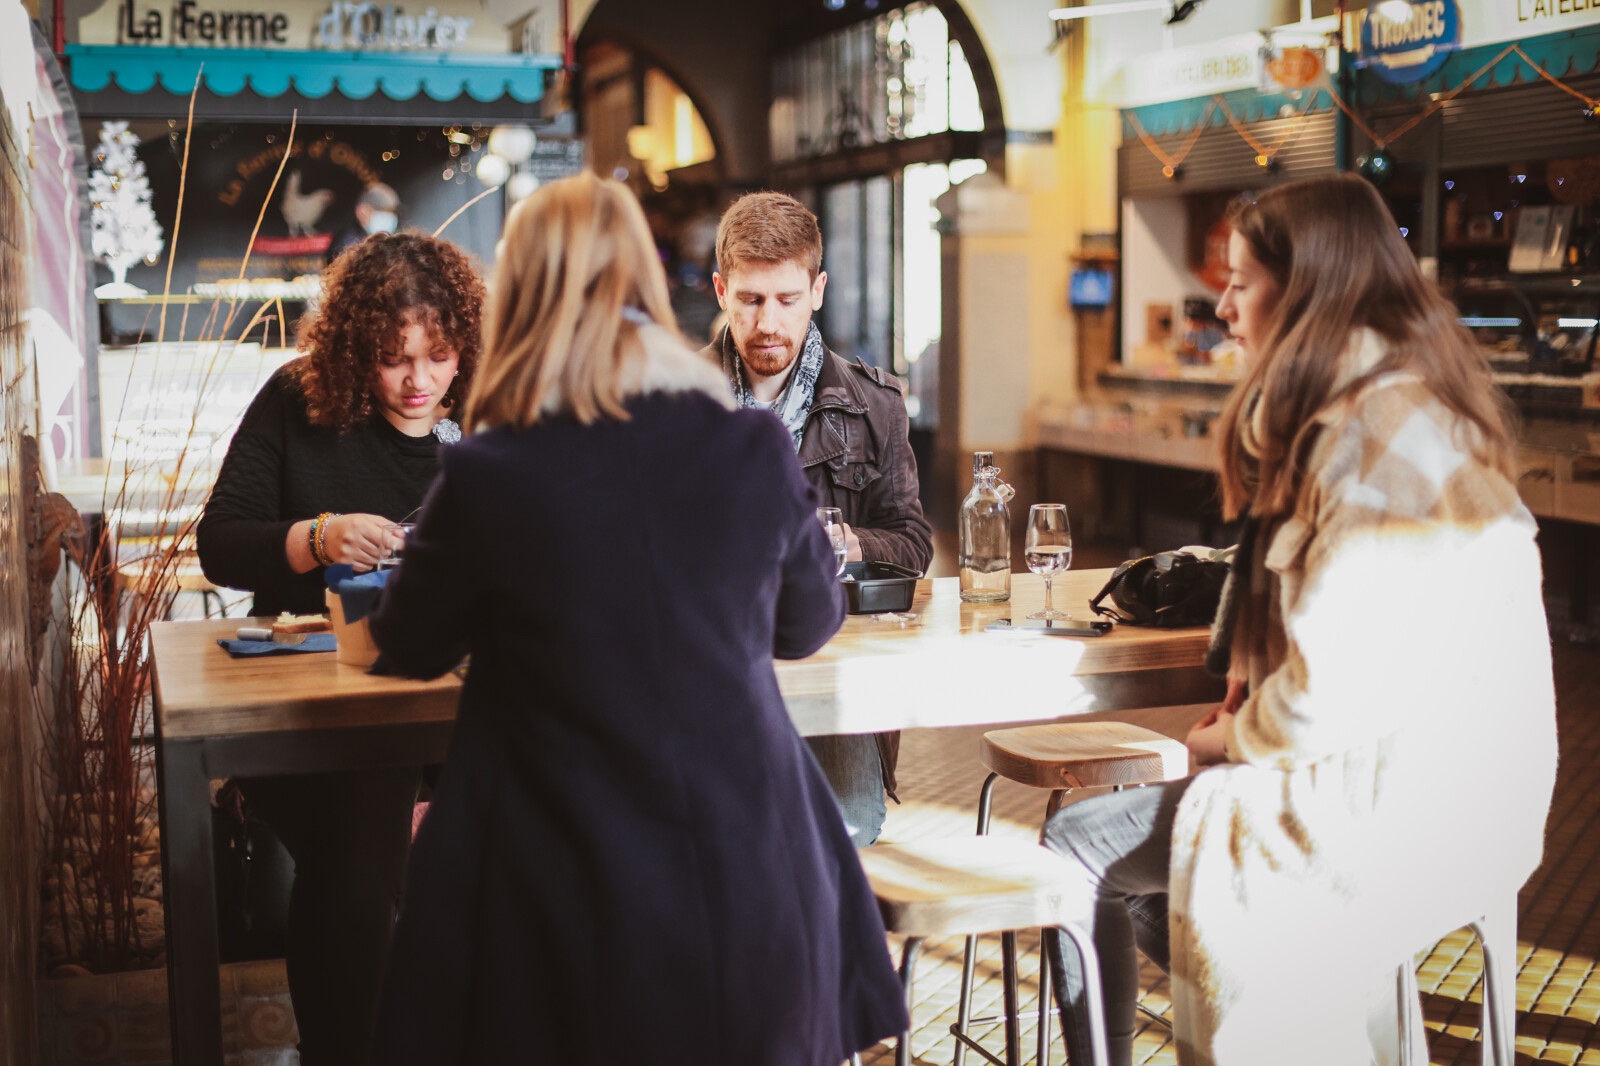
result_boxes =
[1089,549,1232,628]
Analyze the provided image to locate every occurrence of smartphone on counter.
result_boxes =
[985,618,1113,638]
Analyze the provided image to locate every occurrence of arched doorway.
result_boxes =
[578,0,1008,520]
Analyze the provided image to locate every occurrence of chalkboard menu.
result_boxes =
[525,139,587,184]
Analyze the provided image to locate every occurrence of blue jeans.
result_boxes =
[805,733,887,847]
[1041,777,1192,1066]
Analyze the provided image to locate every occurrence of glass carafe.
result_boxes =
[959,451,1015,603]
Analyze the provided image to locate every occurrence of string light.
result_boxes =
[1128,44,1597,179]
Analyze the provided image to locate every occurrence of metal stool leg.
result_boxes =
[1035,947,1052,1066]
[1000,930,1021,1066]
[1030,787,1072,1065]
[1397,955,1423,1066]
[1395,904,1516,1066]
[1474,901,1517,1066]
[897,937,926,1066]
[954,774,1001,1066]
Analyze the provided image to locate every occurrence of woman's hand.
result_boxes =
[285,513,404,573]
[1220,675,1247,716]
[322,513,403,572]
[1186,706,1235,769]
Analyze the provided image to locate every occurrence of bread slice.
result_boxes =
[272,612,330,644]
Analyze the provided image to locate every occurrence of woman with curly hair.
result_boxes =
[200,231,484,612]
[197,230,485,1066]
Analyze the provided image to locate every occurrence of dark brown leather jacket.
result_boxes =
[702,333,933,797]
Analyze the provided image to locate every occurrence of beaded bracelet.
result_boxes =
[311,512,338,566]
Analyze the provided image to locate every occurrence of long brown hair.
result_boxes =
[465,172,681,430]
[1215,173,1515,523]
[296,232,484,431]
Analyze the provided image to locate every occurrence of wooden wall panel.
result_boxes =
[0,83,42,1066]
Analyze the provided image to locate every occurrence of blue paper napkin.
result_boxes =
[216,634,338,657]
[324,564,391,623]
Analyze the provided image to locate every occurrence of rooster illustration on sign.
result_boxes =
[280,170,336,236]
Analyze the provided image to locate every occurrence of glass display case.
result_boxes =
[1430,158,1600,379]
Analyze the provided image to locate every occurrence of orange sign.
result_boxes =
[1198,218,1231,295]
[1267,46,1322,90]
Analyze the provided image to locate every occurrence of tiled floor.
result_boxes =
[37,582,1600,1065]
[858,633,1600,1065]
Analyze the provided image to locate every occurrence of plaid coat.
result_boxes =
[1170,331,1559,1064]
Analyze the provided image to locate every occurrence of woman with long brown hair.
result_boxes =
[1041,173,1557,1065]
[368,172,907,1064]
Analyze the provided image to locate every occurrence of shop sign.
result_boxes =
[1461,0,1600,48]
[1119,21,1335,107]
[1120,32,1262,106]
[118,0,289,44]
[1354,1,1463,84]
[314,1,472,49]
[1263,44,1327,91]
[80,0,500,52]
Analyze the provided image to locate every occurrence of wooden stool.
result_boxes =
[116,550,225,619]
[857,836,1110,1066]
[961,721,1190,1066]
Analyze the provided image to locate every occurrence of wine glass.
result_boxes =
[816,507,848,578]
[1025,503,1073,621]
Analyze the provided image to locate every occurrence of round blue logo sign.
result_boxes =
[1359,0,1461,85]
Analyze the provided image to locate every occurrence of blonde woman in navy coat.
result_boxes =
[368,172,908,1065]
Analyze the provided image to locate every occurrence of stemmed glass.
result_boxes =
[1025,503,1073,621]
[816,507,848,578]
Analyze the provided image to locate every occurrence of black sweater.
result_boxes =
[197,361,443,616]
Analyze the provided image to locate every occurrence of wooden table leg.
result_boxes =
[155,735,224,1066]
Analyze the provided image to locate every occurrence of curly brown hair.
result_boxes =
[295,232,486,431]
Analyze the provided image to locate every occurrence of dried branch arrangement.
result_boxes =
[36,91,305,975]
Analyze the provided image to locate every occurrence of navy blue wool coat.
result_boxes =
[370,381,908,1065]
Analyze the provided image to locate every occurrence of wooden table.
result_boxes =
[149,570,1221,1065]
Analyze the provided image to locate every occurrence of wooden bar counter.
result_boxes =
[149,570,1221,1065]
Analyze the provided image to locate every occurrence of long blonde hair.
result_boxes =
[464,172,682,430]
[1215,173,1515,523]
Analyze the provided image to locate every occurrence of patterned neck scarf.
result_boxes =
[720,320,825,452]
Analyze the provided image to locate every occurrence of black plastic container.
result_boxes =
[841,561,921,614]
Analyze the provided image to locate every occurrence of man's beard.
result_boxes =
[740,335,797,378]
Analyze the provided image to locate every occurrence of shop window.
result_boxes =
[817,159,984,431]
[1438,158,1600,378]
[770,2,981,165]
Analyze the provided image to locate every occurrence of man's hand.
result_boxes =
[842,522,864,562]
[1185,706,1235,769]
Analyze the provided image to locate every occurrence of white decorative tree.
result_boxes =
[90,122,165,298]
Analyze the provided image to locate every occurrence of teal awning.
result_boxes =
[1122,25,1600,138]
[1124,87,1334,140]
[65,44,563,105]
[1354,27,1600,107]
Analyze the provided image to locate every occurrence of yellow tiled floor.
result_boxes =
[856,634,1600,1065]
[39,577,1600,1065]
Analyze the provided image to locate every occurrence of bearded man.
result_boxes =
[700,191,932,846]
